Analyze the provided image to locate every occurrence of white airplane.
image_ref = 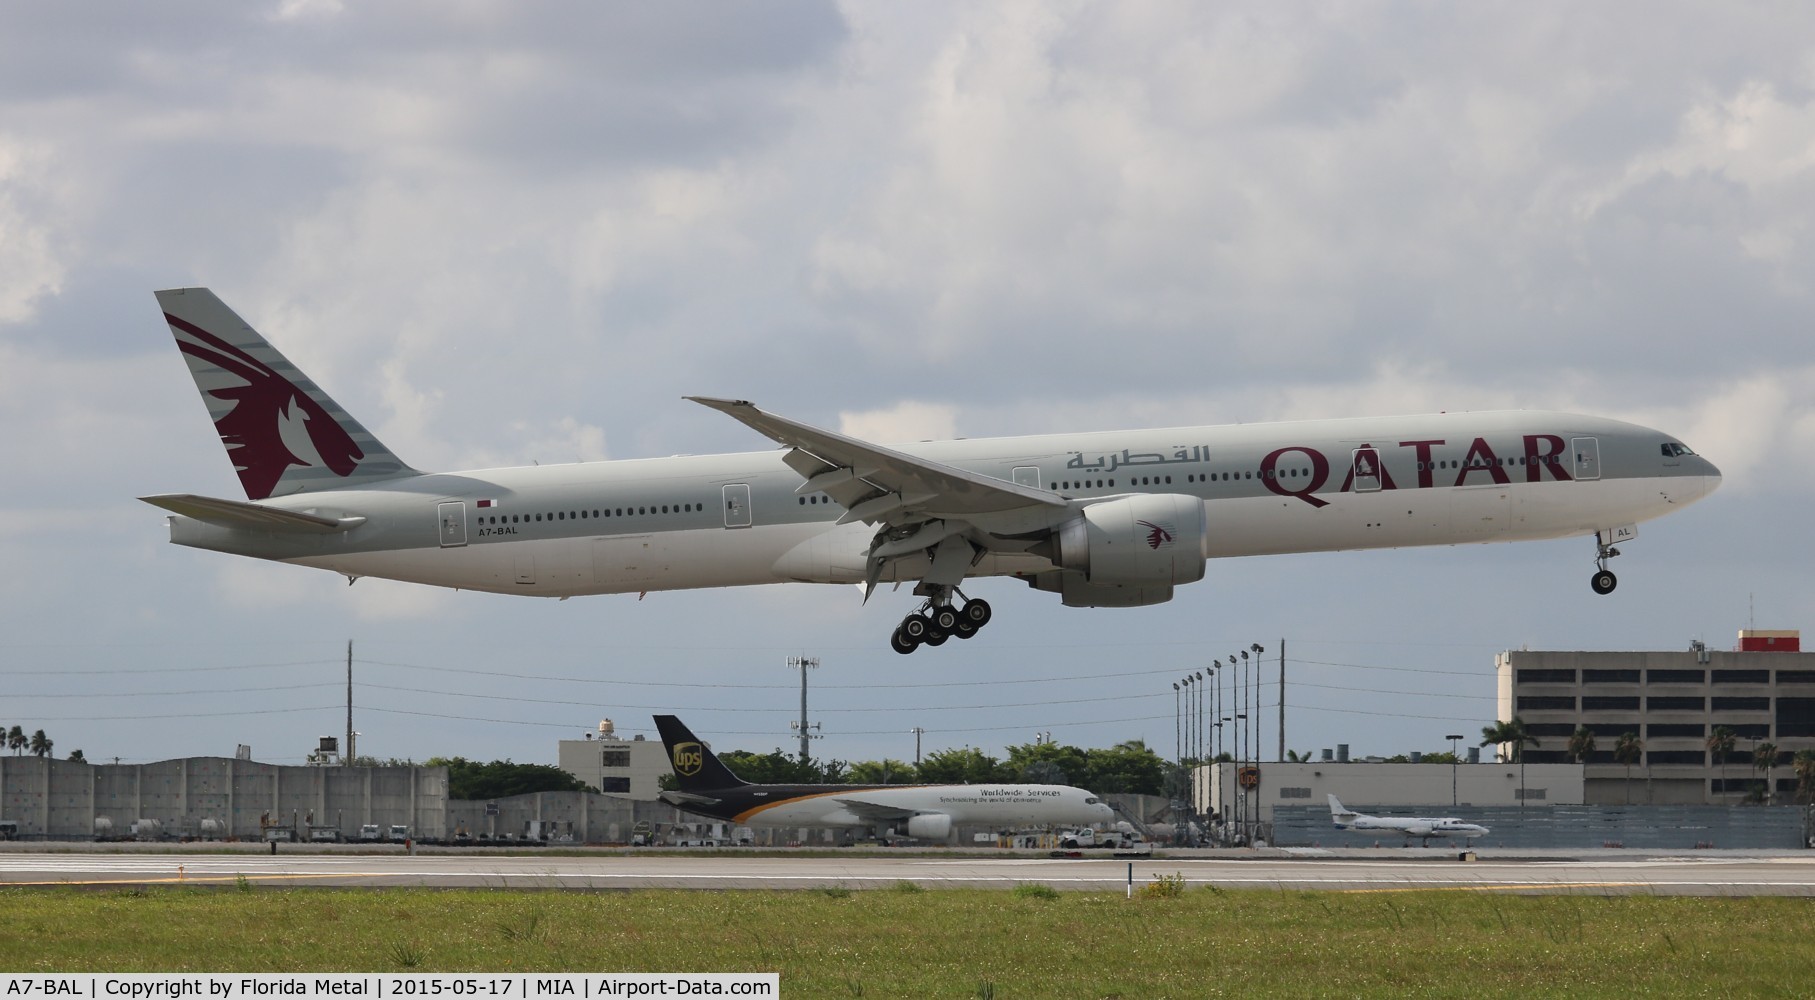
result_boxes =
[654,715,1115,840]
[144,288,1722,652]
[1328,794,1490,846]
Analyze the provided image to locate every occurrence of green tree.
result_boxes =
[1083,740,1165,795]
[1612,732,1644,805]
[714,749,846,784]
[1567,726,1597,764]
[846,759,917,784]
[1705,726,1738,800]
[66,749,85,763]
[6,726,23,756]
[1482,718,1540,808]
[915,747,1009,785]
[1284,749,1315,762]
[28,730,51,758]
[1753,742,1780,805]
[1003,741,1089,786]
[424,757,590,800]
[1794,749,1815,805]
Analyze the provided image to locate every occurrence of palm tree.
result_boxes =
[1612,732,1643,805]
[1567,725,1597,764]
[1794,749,1815,805]
[1706,726,1737,802]
[1753,741,1780,805]
[66,749,85,763]
[28,730,51,758]
[6,726,23,756]
[1482,717,1540,809]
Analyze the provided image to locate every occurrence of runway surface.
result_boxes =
[2,849,1813,895]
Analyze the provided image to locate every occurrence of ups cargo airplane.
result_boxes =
[144,288,1721,653]
[654,715,1115,839]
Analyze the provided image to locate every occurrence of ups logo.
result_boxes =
[672,742,704,777]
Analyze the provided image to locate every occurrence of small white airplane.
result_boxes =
[1328,794,1490,846]
[654,715,1115,841]
[144,288,1722,652]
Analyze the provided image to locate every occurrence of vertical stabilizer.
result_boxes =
[653,715,749,791]
[155,288,416,500]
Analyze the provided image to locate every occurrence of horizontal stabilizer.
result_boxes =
[139,493,364,534]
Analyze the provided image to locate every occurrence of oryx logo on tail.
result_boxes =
[154,288,414,500]
[168,313,365,500]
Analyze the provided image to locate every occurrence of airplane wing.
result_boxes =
[831,796,918,824]
[686,397,1064,523]
[140,493,365,534]
[688,397,1072,602]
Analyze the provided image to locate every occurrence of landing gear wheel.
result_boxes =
[960,599,992,628]
[1591,570,1617,595]
[953,618,978,639]
[923,629,949,646]
[932,607,959,632]
[901,615,929,641]
[890,628,917,655]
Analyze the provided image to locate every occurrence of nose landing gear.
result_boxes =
[1591,540,1621,595]
[889,591,993,654]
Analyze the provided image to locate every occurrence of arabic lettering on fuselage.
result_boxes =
[1065,434,1576,509]
[1064,446,1208,473]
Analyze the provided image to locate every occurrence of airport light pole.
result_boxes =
[1447,734,1465,807]
[910,726,924,765]
[1250,643,1265,844]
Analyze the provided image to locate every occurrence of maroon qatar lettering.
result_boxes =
[1260,446,1331,508]
[1455,437,1510,486]
[1253,433,1570,508]
[1399,439,1444,489]
[1523,434,1573,482]
[1338,443,1399,493]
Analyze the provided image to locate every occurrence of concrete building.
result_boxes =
[556,719,670,800]
[0,756,449,840]
[1496,629,1813,805]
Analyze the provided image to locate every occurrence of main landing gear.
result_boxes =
[890,591,993,654]
[1591,538,1621,595]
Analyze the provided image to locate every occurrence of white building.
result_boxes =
[556,720,671,800]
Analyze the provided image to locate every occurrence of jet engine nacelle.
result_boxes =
[1051,494,1208,587]
[905,813,952,841]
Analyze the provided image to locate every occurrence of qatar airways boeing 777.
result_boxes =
[143,288,1721,653]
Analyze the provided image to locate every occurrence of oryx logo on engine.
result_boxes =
[1138,519,1174,550]
[672,742,704,777]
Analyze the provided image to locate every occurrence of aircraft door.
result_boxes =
[1571,437,1601,481]
[436,501,467,547]
[722,484,753,528]
[1012,466,1042,489]
[1350,447,1382,493]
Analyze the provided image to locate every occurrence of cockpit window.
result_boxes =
[1661,442,1697,457]
[1085,797,1101,805]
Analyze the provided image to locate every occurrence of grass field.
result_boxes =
[2,881,1810,997]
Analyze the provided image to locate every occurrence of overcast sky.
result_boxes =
[2,3,1810,772]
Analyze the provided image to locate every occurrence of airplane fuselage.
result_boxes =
[667,782,1115,830]
[161,409,1720,599]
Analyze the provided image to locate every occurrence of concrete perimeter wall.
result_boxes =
[0,756,448,840]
